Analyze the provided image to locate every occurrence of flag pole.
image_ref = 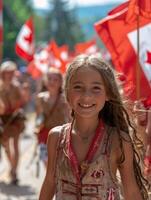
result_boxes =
[136,1,140,100]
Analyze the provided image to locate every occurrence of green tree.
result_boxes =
[34,12,50,47]
[46,0,85,50]
[3,0,33,61]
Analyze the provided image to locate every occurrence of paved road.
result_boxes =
[0,112,46,200]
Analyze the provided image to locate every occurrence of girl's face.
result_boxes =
[67,67,108,119]
[45,73,61,93]
[2,71,14,82]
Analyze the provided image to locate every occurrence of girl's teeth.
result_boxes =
[81,104,91,107]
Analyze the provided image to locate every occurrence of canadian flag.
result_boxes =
[27,41,70,79]
[94,0,151,100]
[48,40,68,74]
[27,45,50,79]
[128,23,151,85]
[15,17,34,62]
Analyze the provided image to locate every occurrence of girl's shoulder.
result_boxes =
[48,123,70,141]
[49,123,68,133]
[47,123,70,152]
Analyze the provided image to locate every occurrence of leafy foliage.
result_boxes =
[3,0,33,61]
[46,0,85,50]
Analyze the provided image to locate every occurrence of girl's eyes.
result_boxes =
[48,78,59,82]
[93,86,102,91]
[92,87,102,93]
[73,85,82,90]
[72,85,102,92]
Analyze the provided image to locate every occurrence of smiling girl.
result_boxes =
[39,54,148,200]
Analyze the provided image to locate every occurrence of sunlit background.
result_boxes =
[33,0,126,9]
[3,0,127,61]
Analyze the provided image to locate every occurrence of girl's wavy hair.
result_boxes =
[64,54,149,199]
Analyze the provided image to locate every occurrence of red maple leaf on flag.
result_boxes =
[24,32,33,44]
[15,17,34,62]
[146,51,151,64]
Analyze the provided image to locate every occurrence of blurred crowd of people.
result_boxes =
[0,59,71,185]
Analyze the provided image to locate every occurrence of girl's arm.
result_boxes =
[39,127,60,200]
[118,138,143,200]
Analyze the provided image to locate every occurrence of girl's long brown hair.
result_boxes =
[64,54,149,199]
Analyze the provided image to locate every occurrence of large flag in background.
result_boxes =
[15,17,34,62]
[94,0,151,100]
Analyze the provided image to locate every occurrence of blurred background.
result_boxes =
[2,0,125,64]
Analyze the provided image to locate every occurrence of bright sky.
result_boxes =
[33,0,126,9]
[69,0,126,6]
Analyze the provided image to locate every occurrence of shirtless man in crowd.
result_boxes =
[0,60,25,184]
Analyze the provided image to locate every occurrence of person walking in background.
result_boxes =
[35,67,71,167]
[0,61,25,184]
[39,54,148,200]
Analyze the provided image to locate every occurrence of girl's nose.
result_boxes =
[82,89,92,98]
[48,78,55,84]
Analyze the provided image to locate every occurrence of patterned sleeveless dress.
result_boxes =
[55,123,121,200]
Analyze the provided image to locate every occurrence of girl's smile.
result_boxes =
[68,66,108,119]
